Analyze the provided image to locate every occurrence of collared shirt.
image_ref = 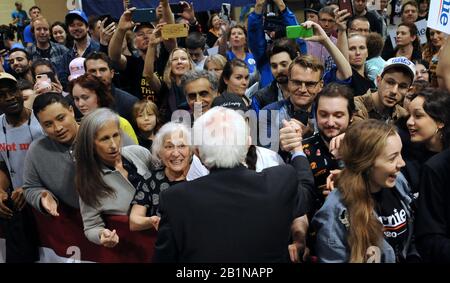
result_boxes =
[27,41,69,72]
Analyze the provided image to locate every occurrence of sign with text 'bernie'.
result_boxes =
[428,0,450,34]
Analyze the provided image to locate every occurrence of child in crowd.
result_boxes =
[132,99,162,150]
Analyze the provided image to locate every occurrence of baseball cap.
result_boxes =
[211,92,249,112]
[66,9,88,25]
[381,57,416,81]
[0,72,17,85]
[68,57,86,81]
[304,8,319,15]
[133,22,155,33]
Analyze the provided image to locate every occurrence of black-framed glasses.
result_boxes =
[289,79,321,91]
[186,90,212,101]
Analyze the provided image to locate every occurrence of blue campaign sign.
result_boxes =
[81,0,253,19]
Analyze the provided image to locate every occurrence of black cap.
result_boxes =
[133,22,155,32]
[211,93,249,112]
[304,8,319,15]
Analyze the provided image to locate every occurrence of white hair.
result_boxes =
[193,107,248,169]
[151,122,192,167]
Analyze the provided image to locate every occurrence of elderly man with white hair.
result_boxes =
[154,107,313,263]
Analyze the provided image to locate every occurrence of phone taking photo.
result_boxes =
[132,8,157,23]
[286,25,313,39]
[338,0,354,17]
[35,74,52,92]
[170,3,184,14]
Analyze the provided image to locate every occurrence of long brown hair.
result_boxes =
[336,119,397,262]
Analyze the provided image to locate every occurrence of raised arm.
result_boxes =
[143,25,163,93]
[108,8,136,71]
[247,0,267,61]
[302,20,352,80]
[160,0,177,53]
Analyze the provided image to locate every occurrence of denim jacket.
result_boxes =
[311,173,418,263]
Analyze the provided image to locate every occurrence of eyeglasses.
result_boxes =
[289,79,321,91]
[350,28,369,34]
[186,91,212,101]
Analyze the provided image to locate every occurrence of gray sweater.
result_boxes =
[79,145,153,245]
[23,136,79,212]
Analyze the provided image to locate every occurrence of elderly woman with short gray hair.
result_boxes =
[129,121,192,231]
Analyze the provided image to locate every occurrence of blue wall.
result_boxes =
[82,0,253,19]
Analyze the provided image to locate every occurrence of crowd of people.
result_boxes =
[0,0,449,263]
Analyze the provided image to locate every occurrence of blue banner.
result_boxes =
[81,0,254,19]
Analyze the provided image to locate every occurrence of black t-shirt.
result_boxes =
[131,167,183,217]
[302,133,342,214]
[372,187,409,262]
[120,46,169,101]
[351,68,375,96]
[37,47,51,60]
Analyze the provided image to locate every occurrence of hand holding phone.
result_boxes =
[170,3,184,14]
[286,25,313,39]
[161,23,189,39]
[35,74,52,94]
[338,0,353,17]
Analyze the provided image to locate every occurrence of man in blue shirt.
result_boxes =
[23,6,41,47]
[59,10,100,89]
[11,2,29,43]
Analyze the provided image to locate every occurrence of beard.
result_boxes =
[275,75,288,84]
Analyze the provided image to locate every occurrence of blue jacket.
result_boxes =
[59,38,100,89]
[311,173,418,263]
[247,8,307,88]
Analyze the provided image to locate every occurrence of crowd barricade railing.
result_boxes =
[0,203,158,263]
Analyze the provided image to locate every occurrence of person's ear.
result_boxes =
[376,75,382,86]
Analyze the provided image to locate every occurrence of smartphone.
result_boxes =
[161,23,189,39]
[264,15,284,31]
[286,25,313,39]
[169,3,184,14]
[221,3,231,19]
[99,15,116,28]
[132,8,157,23]
[338,0,354,17]
[35,74,52,92]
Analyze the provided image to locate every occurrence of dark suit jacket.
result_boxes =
[153,157,311,263]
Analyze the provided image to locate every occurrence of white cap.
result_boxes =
[68,57,86,81]
[381,57,416,82]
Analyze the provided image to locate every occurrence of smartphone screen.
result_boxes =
[132,8,157,23]
[170,3,184,14]
[286,25,313,39]
[36,74,50,83]
[338,0,354,16]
